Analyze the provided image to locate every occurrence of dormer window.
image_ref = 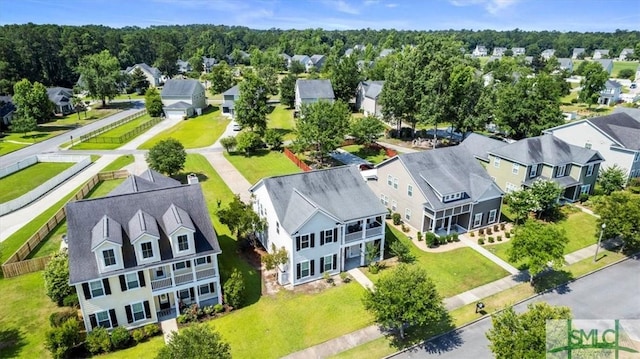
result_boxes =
[141,242,154,258]
[178,235,189,251]
[443,192,463,203]
[103,249,116,267]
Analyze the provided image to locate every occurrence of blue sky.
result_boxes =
[1,0,638,31]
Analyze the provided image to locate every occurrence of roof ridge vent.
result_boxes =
[138,211,146,231]
[171,204,182,224]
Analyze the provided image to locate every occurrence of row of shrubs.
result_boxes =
[477,235,505,245]
[177,303,226,324]
[86,323,160,355]
[416,231,461,248]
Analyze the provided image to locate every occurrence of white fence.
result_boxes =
[0,155,92,215]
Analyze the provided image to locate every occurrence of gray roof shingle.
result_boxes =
[459,133,506,161]
[296,79,335,99]
[161,79,203,98]
[489,135,603,166]
[91,215,123,250]
[46,87,73,106]
[223,85,240,96]
[108,169,181,196]
[589,112,640,150]
[360,81,385,99]
[128,210,160,243]
[162,203,195,236]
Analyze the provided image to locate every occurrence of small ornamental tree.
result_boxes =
[43,251,75,306]
[157,323,231,359]
[145,88,164,117]
[597,165,627,195]
[223,269,245,309]
[264,128,283,150]
[10,113,37,137]
[45,318,81,359]
[350,116,385,145]
[217,194,266,240]
[262,244,289,278]
[146,138,186,176]
[235,131,262,155]
[219,136,237,153]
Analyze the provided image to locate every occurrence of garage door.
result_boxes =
[165,110,185,120]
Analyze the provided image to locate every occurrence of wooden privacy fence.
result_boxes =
[1,170,130,278]
[283,148,311,172]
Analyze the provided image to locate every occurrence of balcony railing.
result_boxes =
[345,230,363,243]
[196,268,216,280]
[365,225,383,237]
[151,277,172,291]
[175,272,194,285]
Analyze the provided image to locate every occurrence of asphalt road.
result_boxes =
[390,257,640,359]
[0,100,145,165]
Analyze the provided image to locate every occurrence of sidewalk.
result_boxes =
[458,235,520,275]
[348,268,374,290]
[376,141,419,154]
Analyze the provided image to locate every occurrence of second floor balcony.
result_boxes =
[345,216,384,243]
[149,257,218,292]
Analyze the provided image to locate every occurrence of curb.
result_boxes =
[383,253,638,359]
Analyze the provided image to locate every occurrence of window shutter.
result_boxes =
[320,257,325,272]
[144,301,151,319]
[333,228,338,242]
[189,288,195,299]
[103,279,111,295]
[82,283,92,300]
[320,231,325,246]
[172,263,176,271]
[296,263,301,279]
[310,233,315,247]
[138,271,146,287]
[310,260,315,276]
[125,305,133,323]
[186,261,191,268]
[119,275,127,292]
[333,254,337,270]
[296,237,300,251]
[109,309,118,327]
[207,256,212,263]
[209,283,215,293]
[89,314,97,329]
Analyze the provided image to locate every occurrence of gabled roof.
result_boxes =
[223,84,240,96]
[489,135,603,166]
[46,87,74,106]
[251,166,386,234]
[161,79,203,97]
[91,215,123,250]
[310,54,325,64]
[459,133,506,161]
[202,57,216,66]
[594,59,613,70]
[360,81,385,99]
[128,209,160,243]
[379,49,394,57]
[162,203,195,235]
[125,63,161,78]
[588,112,640,150]
[604,79,622,89]
[292,55,310,62]
[108,169,181,196]
[395,146,503,211]
[164,101,192,109]
[296,79,335,99]
[558,58,573,69]
[66,183,220,284]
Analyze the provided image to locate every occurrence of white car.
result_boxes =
[232,122,242,131]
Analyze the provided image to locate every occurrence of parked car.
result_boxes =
[232,122,242,131]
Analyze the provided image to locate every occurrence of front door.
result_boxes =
[347,244,360,258]
[159,293,170,309]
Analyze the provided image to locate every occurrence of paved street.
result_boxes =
[390,256,640,359]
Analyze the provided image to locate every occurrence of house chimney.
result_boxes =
[187,173,199,184]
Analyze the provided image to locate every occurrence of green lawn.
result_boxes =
[100,155,135,172]
[71,114,155,150]
[0,162,74,203]
[612,61,639,79]
[224,149,301,185]
[368,227,509,298]
[138,106,229,149]
[341,144,388,164]
[267,104,296,141]
[330,337,395,359]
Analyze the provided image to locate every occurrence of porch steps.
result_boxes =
[160,318,178,344]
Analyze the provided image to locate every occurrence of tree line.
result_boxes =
[1,23,638,93]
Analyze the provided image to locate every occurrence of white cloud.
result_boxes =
[448,0,519,14]
[322,0,360,15]
[363,0,380,5]
[386,3,398,7]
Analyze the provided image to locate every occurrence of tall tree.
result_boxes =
[157,324,231,359]
[486,302,571,359]
[579,62,609,108]
[145,138,186,176]
[129,67,149,94]
[294,100,350,164]
[528,179,563,220]
[256,66,279,96]
[145,88,163,117]
[217,194,266,240]
[379,49,418,132]
[235,74,269,134]
[12,79,53,123]
[76,50,122,106]
[154,42,178,77]
[350,115,384,145]
[330,55,361,103]
[363,264,446,339]
[448,64,484,137]
[9,112,37,137]
[206,61,235,95]
[279,73,297,108]
[509,220,569,284]
[595,191,640,251]
[597,164,627,195]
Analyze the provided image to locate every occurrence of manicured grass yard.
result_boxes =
[100,155,135,172]
[341,144,388,164]
[139,106,229,149]
[267,104,296,141]
[71,114,155,150]
[0,162,74,203]
[224,149,301,185]
[612,61,639,78]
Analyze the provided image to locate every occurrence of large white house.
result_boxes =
[294,79,335,113]
[355,81,384,117]
[544,111,640,181]
[250,166,387,287]
[66,170,222,332]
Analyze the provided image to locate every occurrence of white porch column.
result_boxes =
[173,291,180,313]
[194,285,200,307]
[340,247,346,271]
[431,215,437,233]
[170,264,176,287]
[191,259,196,282]
[447,215,452,234]
[379,224,386,261]
[215,279,222,305]
[360,243,365,266]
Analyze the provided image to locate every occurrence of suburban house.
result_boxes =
[544,111,640,181]
[355,81,384,117]
[160,79,207,120]
[310,55,327,71]
[594,59,614,75]
[619,48,634,61]
[221,85,239,118]
[66,170,222,332]
[46,87,75,115]
[558,58,574,72]
[472,45,488,57]
[368,145,504,236]
[378,49,394,58]
[124,63,162,87]
[294,79,335,113]
[356,60,374,70]
[511,47,526,56]
[280,53,292,68]
[464,134,604,200]
[598,80,622,106]
[176,59,191,74]
[202,57,216,73]
[541,49,556,60]
[250,166,387,287]
[0,95,15,127]
[291,55,313,72]
[572,48,586,59]
[492,47,507,57]
[593,49,610,59]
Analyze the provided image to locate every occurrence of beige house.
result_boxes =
[161,79,207,120]
[66,170,222,332]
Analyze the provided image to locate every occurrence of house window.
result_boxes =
[131,302,145,322]
[405,208,411,221]
[125,273,139,290]
[530,165,538,178]
[89,280,105,298]
[300,261,310,278]
[581,184,591,194]
[156,268,165,278]
[96,310,112,328]
[488,209,497,224]
[391,200,397,212]
[512,163,519,175]
[102,249,116,267]
[300,234,310,250]
[387,175,393,186]
[393,177,399,189]
[174,261,187,270]
[473,213,483,227]
[141,242,153,259]
[324,229,334,243]
[323,255,333,272]
[179,289,190,300]
[493,157,501,168]
[177,235,189,251]
[556,165,566,177]
[585,143,592,149]
[586,164,594,177]
[407,184,413,197]
[199,283,215,296]
[505,182,518,193]
[195,257,207,266]
[380,194,388,206]
[276,221,280,234]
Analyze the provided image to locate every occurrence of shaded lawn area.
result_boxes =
[224,149,301,185]
[0,161,74,203]
[0,126,71,155]
[341,144,388,164]
[367,227,509,298]
[138,106,229,149]
[330,337,395,359]
[71,114,155,150]
[612,61,639,78]
[267,104,296,141]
